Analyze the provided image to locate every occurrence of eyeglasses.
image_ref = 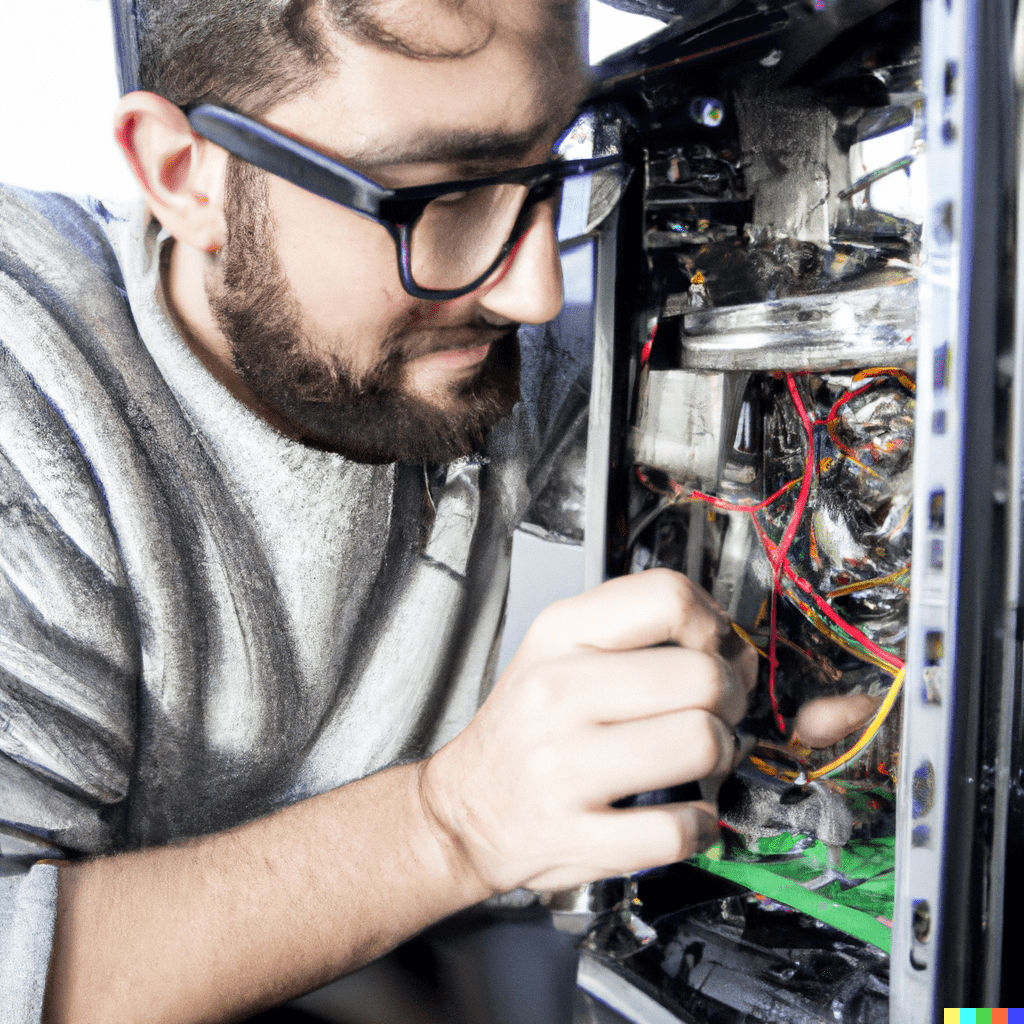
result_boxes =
[186,104,630,300]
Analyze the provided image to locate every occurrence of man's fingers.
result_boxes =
[520,568,733,660]
[578,709,735,803]
[793,692,882,748]
[545,647,750,727]
[731,637,760,695]
[584,802,722,877]
[448,569,759,893]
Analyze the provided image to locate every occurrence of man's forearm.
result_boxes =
[43,762,490,1024]
[42,570,761,1022]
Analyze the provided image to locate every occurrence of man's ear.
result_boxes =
[114,92,228,253]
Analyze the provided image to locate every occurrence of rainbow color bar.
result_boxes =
[943,1011,1024,1023]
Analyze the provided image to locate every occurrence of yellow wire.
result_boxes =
[731,621,767,658]
[733,620,852,674]
[825,564,910,599]
[852,366,916,392]
[746,662,905,784]
[804,666,905,781]
[749,755,783,777]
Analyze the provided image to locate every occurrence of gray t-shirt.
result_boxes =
[0,185,590,1019]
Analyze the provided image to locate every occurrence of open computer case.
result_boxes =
[566,0,1024,1020]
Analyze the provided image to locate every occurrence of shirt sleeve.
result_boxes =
[0,344,140,855]
[0,244,142,1021]
[0,862,58,1024]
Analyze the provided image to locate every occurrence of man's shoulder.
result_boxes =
[0,185,150,383]
[0,185,136,290]
[0,185,175,538]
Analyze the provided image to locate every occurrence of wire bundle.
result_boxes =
[636,368,913,782]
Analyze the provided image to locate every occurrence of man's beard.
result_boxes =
[207,161,521,465]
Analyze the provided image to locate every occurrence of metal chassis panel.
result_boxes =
[884,0,1012,1016]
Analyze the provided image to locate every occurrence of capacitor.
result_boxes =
[689,97,725,128]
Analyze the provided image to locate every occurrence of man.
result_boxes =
[0,1,863,1020]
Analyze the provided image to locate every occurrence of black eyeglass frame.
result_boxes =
[186,104,624,301]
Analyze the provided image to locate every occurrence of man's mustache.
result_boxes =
[283,323,520,403]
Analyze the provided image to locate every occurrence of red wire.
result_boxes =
[823,381,876,460]
[690,476,801,514]
[637,372,907,730]
[640,323,657,367]
[751,516,904,671]
[822,371,915,463]
[759,375,817,733]
[824,380,876,426]
[767,574,784,731]
[774,374,816,573]
[782,561,904,670]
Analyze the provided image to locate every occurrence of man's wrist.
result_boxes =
[413,758,499,909]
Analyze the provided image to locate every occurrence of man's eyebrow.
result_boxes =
[339,123,560,169]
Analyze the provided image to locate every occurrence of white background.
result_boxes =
[0,0,137,199]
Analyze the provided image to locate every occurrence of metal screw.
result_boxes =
[912,900,931,943]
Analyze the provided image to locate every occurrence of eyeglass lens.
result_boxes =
[408,182,530,292]
[406,165,628,292]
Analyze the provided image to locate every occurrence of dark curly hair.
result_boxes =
[121,0,498,116]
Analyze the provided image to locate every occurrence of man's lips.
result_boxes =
[412,341,493,370]
[404,324,517,367]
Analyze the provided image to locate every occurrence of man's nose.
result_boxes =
[474,201,564,325]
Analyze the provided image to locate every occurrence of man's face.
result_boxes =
[206,0,588,463]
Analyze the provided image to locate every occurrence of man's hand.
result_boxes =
[45,568,756,1023]
[419,568,758,894]
[793,692,885,749]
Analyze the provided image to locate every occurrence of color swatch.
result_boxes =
[943,1010,1024,1023]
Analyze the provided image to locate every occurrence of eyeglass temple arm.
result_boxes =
[186,105,393,217]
